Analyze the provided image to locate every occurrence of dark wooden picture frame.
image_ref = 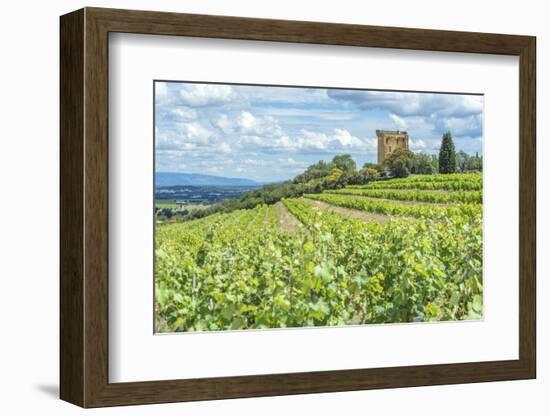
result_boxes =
[60,7,536,408]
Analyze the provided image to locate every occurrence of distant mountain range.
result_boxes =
[155,172,263,187]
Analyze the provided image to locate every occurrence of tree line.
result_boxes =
[384,131,482,178]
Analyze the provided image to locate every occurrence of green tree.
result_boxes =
[293,160,332,183]
[362,162,384,174]
[384,147,414,178]
[326,167,344,183]
[470,152,483,171]
[161,208,173,219]
[349,167,379,185]
[331,154,356,175]
[438,131,457,174]
[411,152,436,174]
[456,150,483,172]
[456,150,468,172]
[431,154,439,172]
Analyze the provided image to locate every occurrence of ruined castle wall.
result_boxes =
[376,130,409,165]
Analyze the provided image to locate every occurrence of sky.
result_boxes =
[155,81,483,183]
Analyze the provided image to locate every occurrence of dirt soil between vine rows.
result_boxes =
[303,198,391,225]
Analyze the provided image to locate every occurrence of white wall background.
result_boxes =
[0,0,545,414]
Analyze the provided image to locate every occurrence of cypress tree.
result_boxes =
[438,131,457,174]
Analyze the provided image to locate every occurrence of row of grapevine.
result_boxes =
[304,193,482,220]
[326,188,482,204]
[350,180,481,191]
[370,172,482,183]
[348,173,482,191]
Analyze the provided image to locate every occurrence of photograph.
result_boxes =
[153,81,484,333]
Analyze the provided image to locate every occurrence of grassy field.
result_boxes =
[155,199,178,209]
[155,200,208,211]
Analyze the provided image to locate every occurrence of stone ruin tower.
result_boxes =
[376,130,409,165]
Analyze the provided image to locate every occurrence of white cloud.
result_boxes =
[272,135,293,149]
[242,158,263,166]
[327,91,483,139]
[170,107,197,121]
[156,82,167,98]
[236,111,283,136]
[238,135,266,146]
[448,95,483,117]
[294,130,327,150]
[218,142,232,154]
[289,128,373,152]
[280,157,309,170]
[328,90,483,118]
[435,114,482,137]
[154,82,171,106]
[236,85,330,105]
[266,107,354,121]
[176,122,214,143]
[332,128,364,147]
[237,111,256,131]
[215,114,233,134]
[178,84,237,107]
[281,157,299,165]
[157,121,217,152]
[389,113,408,129]
[410,138,426,151]
[216,111,286,144]
[227,122,376,154]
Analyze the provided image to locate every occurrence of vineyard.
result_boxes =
[155,172,483,332]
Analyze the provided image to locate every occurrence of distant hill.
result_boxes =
[155,172,262,187]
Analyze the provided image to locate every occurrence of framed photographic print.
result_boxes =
[60,7,536,408]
